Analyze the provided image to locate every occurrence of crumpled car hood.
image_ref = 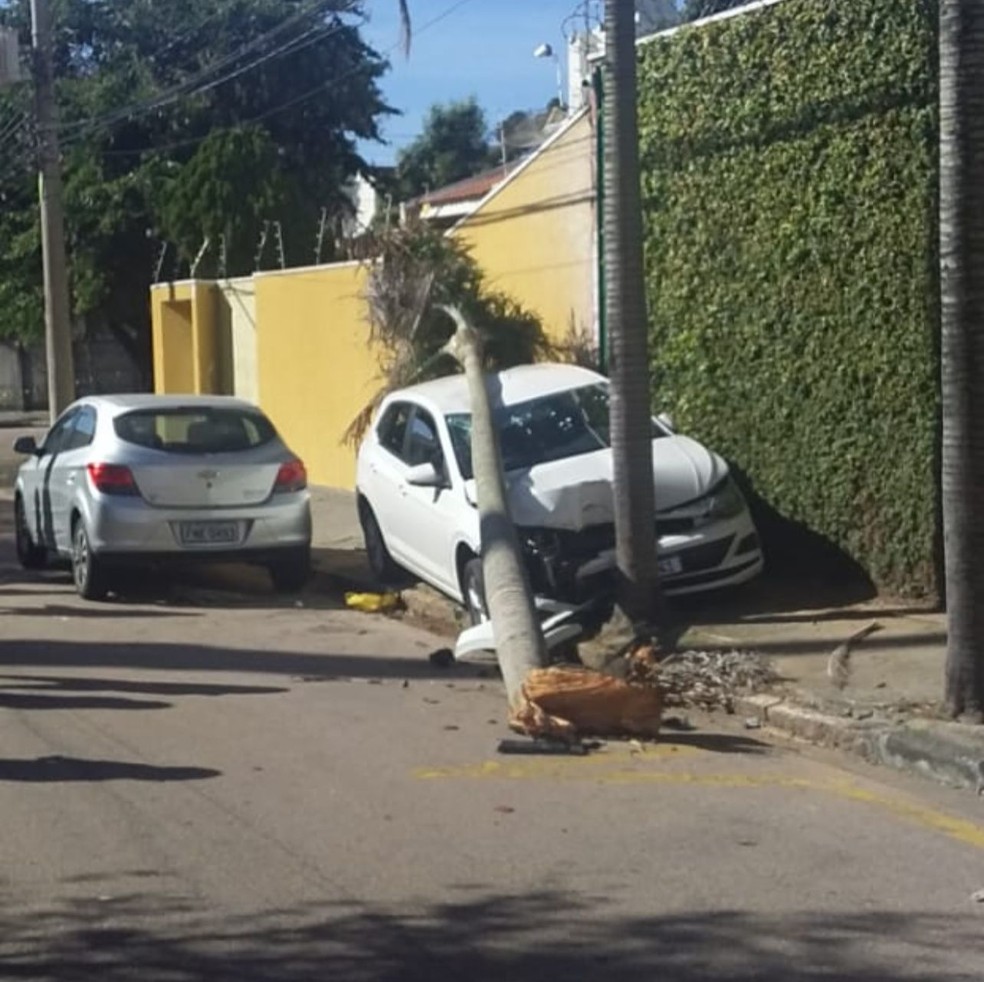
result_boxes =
[464,435,729,531]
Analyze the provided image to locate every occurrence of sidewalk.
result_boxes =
[307,486,984,794]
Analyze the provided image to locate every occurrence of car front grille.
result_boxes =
[657,516,696,536]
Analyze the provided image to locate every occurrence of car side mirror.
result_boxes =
[406,461,446,488]
[656,412,676,434]
[13,435,39,456]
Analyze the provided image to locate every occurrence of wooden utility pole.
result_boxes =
[30,0,75,421]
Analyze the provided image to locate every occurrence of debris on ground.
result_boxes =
[826,621,882,690]
[971,888,984,904]
[509,666,663,741]
[428,648,455,668]
[344,591,402,613]
[497,738,589,756]
[628,646,778,713]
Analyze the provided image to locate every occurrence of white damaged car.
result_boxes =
[355,363,763,624]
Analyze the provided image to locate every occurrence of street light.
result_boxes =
[533,42,565,111]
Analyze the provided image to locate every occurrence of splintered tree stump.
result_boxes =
[509,667,663,740]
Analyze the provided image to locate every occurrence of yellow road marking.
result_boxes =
[414,754,984,851]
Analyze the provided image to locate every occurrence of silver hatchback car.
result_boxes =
[12,394,312,600]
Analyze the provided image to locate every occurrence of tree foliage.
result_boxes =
[395,98,493,200]
[345,219,551,446]
[0,0,393,372]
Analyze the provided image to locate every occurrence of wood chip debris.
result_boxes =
[628,646,778,713]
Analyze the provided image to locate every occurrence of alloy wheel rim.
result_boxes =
[73,527,88,590]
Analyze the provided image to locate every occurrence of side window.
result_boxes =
[41,410,78,456]
[377,403,412,460]
[66,406,97,451]
[406,409,443,469]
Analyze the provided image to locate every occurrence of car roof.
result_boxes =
[391,363,606,415]
[69,394,263,417]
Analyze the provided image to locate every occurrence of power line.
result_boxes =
[59,0,361,141]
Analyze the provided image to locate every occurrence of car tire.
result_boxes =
[14,496,46,570]
[359,502,400,583]
[71,518,110,601]
[269,547,311,594]
[461,557,488,627]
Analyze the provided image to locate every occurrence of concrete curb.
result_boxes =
[735,693,984,795]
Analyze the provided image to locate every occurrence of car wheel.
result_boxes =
[14,496,46,570]
[461,557,488,627]
[359,502,400,582]
[269,547,311,594]
[72,518,110,601]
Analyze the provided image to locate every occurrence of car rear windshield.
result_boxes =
[114,408,276,454]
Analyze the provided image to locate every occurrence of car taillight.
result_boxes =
[274,459,307,494]
[87,463,140,496]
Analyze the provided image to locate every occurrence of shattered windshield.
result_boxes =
[446,383,615,481]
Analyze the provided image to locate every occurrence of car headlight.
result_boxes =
[705,476,746,520]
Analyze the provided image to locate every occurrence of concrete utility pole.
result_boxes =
[30,0,75,421]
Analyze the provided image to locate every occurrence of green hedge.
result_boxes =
[637,0,939,597]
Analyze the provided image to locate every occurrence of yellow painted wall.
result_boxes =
[151,283,196,394]
[151,281,223,395]
[218,277,257,401]
[254,263,377,488]
[455,110,595,346]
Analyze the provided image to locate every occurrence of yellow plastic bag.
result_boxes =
[344,591,401,613]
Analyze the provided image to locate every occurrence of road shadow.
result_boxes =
[0,692,170,711]
[0,756,220,783]
[0,890,979,980]
[657,731,770,755]
[0,563,344,613]
[0,602,200,620]
[0,675,288,698]
[0,639,473,683]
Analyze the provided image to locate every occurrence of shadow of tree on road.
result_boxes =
[0,890,979,981]
[0,692,171,711]
[0,675,288,698]
[0,756,220,783]
[0,639,474,682]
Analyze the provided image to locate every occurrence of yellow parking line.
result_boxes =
[414,756,984,851]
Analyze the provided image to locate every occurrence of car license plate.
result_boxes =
[658,555,683,577]
[178,521,240,546]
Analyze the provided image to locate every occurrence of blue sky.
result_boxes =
[358,0,585,165]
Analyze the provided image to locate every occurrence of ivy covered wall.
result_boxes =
[637,0,939,596]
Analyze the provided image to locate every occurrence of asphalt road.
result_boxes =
[0,492,982,981]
